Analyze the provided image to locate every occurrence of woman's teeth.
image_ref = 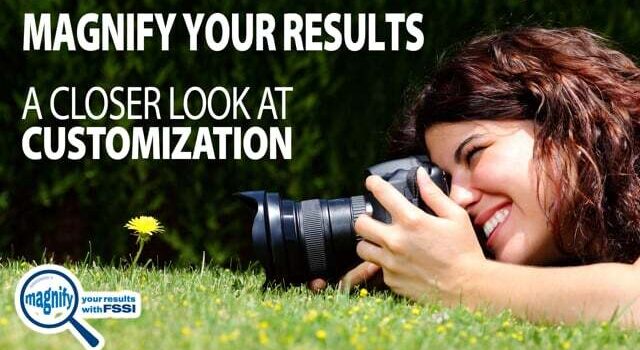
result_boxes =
[483,208,510,238]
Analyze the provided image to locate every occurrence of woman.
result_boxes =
[311,27,640,327]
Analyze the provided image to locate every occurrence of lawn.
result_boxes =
[0,259,637,350]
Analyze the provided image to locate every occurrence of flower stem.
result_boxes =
[130,239,146,269]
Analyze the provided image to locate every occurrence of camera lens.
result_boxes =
[236,191,371,285]
[236,156,450,286]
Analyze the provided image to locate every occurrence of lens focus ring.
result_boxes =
[300,200,327,274]
[350,195,369,225]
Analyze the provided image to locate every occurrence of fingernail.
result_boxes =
[417,166,428,181]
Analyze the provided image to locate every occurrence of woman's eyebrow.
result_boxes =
[454,134,483,163]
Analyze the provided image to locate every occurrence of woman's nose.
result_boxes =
[448,182,480,210]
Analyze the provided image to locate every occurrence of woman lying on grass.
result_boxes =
[311,27,640,327]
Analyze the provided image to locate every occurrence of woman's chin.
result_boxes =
[493,245,551,266]
[494,250,525,264]
[491,234,530,264]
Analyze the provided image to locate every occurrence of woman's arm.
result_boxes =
[457,259,640,328]
[354,169,640,328]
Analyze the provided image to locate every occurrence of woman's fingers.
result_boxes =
[307,278,327,292]
[354,214,390,248]
[417,166,463,219]
[356,239,386,266]
[308,262,382,292]
[339,261,381,291]
[365,175,421,222]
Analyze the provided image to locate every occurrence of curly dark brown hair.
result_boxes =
[393,27,640,264]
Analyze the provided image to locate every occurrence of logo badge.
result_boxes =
[15,264,141,349]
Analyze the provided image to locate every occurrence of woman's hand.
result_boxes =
[307,261,382,292]
[354,167,487,302]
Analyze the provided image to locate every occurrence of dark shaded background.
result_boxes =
[2,0,640,266]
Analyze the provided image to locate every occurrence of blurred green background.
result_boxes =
[2,0,640,266]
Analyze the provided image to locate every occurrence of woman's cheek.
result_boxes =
[472,152,519,190]
[477,146,533,193]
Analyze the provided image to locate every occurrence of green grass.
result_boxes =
[0,260,638,350]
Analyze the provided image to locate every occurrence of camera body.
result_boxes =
[237,155,450,286]
[365,155,449,223]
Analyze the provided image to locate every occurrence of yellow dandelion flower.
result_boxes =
[402,323,414,331]
[436,325,447,334]
[181,326,192,337]
[125,216,164,241]
[315,329,327,340]
[125,215,164,268]
[259,330,269,345]
[304,309,319,323]
[219,329,240,344]
[411,307,421,315]
[219,334,230,344]
[469,336,477,345]
[359,288,368,297]
[561,341,571,349]
[0,318,8,326]
[258,321,269,329]
[511,331,524,342]
[348,305,361,315]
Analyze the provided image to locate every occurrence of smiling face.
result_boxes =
[425,120,565,265]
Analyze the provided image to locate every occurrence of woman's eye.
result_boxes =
[464,146,485,165]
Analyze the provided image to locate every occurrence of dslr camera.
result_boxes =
[237,155,449,286]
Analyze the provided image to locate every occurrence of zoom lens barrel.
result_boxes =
[237,192,371,285]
